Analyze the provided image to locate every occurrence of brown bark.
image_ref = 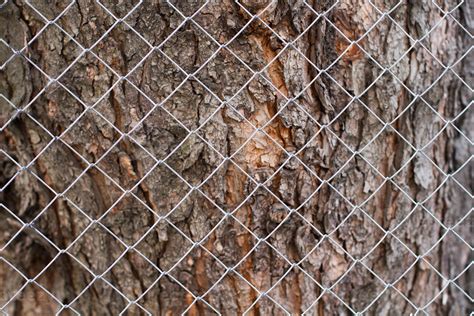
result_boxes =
[0,0,472,315]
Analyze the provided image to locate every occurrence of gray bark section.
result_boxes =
[0,0,471,315]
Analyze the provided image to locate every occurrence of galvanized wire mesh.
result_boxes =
[0,0,472,315]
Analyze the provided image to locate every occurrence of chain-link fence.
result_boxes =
[0,0,472,315]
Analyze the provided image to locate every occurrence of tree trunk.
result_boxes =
[0,0,471,315]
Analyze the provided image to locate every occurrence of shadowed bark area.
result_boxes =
[0,0,472,315]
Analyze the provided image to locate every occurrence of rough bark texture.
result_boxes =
[0,0,472,315]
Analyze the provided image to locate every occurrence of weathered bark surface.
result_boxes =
[0,0,471,315]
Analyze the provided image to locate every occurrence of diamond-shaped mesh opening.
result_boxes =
[391,98,446,150]
[191,3,247,46]
[161,20,220,75]
[92,22,152,77]
[94,79,155,133]
[67,223,127,276]
[218,74,288,126]
[363,234,418,285]
[295,182,351,235]
[34,253,95,306]
[100,193,161,246]
[163,80,222,130]
[421,15,472,68]
[126,48,187,102]
[392,151,447,203]
[165,134,224,187]
[96,137,156,191]
[328,154,385,207]
[29,138,92,193]
[331,262,386,313]
[328,99,386,152]
[123,1,184,47]
[27,23,83,79]
[232,133,288,182]
[361,15,410,69]
[361,126,416,179]
[167,244,227,297]
[60,109,119,164]
[26,82,85,137]
[58,51,120,106]
[195,47,254,100]
[233,241,293,294]
[56,0,115,49]
[266,266,321,314]
[392,205,446,256]
[394,43,446,95]
[169,191,225,244]
[268,158,322,210]
[299,237,351,289]
[228,185,293,240]
[225,18,285,72]
[62,165,124,219]
[422,71,473,120]
[101,247,161,302]
[32,196,92,250]
[200,214,257,269]
[0,164,56,222]
[1,0,472,314]
[198,158,258,211]
[202,270,260,314]
[333,207,386,260]
[266,211,322,263]
[138,163,192,218]
[358,71,415,123]
[129,108,189,162]
[263,45,319,100]
[133,221,192,273]
[0,0,41,51]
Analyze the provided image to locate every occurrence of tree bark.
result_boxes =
[0,0,471,315]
